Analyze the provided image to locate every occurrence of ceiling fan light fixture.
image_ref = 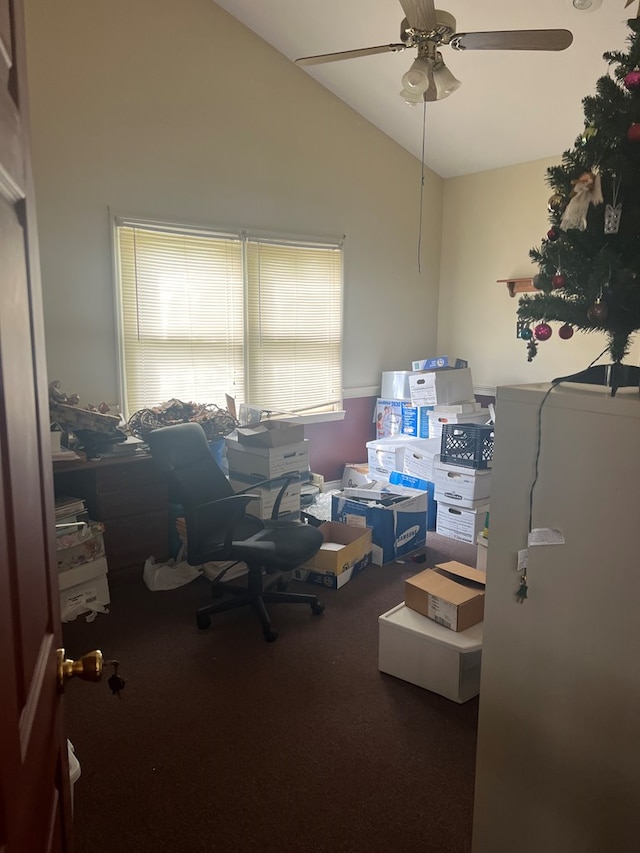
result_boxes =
[401,57,432,95]
[400,86,426,106]
[566,0,602,12]
[433,53,461,100]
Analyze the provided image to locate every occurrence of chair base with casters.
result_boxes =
[146,421,326,642]
[196,563,325,642]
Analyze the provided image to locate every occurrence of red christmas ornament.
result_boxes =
[624,70,640,90]
[558,324,574,340]
[587,300,608,322]
[552,273,566,289]
[546,227,560,242]
[534,323,552,341]
[628,123,640,143]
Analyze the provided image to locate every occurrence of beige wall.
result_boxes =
[24,0,442,407]
[439,158,640,392]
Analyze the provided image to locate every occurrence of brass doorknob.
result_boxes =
[57,648,103,692]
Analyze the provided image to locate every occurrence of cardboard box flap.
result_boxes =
[406,568,479,606]
[434,561,487,587]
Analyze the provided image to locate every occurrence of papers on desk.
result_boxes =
[52,447,83,462]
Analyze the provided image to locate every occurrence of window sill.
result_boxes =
[280,410,346,425]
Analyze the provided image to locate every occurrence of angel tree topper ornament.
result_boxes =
[560,171,603,231]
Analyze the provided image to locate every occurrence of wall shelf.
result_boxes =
[497,277,537,298]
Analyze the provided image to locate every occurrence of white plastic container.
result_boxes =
[378,603,483,703]
[67,740,81,814]
[381,370,412,400]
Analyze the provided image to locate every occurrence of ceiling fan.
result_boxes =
[295,0,573,104]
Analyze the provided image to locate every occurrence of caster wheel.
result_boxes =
[276,578,289,591]
[264,629,279,642]
[196,614,211,630]
[311,602,325,616]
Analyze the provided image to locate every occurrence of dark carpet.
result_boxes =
[62,533,479,853]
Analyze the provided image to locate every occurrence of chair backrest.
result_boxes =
[146,423,233,509]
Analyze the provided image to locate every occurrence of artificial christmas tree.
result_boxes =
[518,10,640,394]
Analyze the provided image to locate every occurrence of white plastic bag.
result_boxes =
[143,556,202,591]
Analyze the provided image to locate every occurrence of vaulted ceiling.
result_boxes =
[215,0,632,177]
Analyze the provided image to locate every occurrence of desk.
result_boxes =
[53,453,169,571]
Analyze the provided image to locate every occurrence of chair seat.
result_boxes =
[235,521,324,572]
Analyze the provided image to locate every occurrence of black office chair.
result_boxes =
[147,422,325,641]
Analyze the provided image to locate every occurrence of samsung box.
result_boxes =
[293,522,373,589]
[388,472,437,531]
[225,439,309,480]
[436,502,490,544]
[408,368,474,407]
[59,556,110,622]
[378,602,482,703]
[405,561,486,632]
[332,489,427,565]
[235,420,304,448]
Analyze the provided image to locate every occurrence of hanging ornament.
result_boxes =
[560,171,604,231]
[546,226,560,242]
[534,322,552,341]
[580,124,598,146]
[624,69,640,90]
[587,298,608,322]
[548,193,566,215]
[552,272,566,289]
[526,339,538,362]
[558,324,574,340]
[604,174,622,234]
[627,122,640,143]
[520,326,533,341]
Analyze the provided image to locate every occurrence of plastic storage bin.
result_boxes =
[440,423,494,470]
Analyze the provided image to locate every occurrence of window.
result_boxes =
[114,218,343,418]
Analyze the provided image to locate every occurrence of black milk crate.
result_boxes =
[440,423,494,470]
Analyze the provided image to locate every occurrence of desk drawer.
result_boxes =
[96,483,167,519]
[103,509,169,569]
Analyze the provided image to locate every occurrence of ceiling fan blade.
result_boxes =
[295,43,407,66]
[399,0,437,31]
[451,29,573,51]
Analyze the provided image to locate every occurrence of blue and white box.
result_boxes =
[411,356,469,371]
[400,402,433,438]
[332,489,428,566]
[388,471,437,531]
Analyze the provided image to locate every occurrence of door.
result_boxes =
[0,0,72,850]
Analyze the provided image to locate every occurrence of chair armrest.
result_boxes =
[185,493,260,558]
[233,473,303,520]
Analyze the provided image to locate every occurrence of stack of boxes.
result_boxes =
[225,420,309,520]
[378,560,486,703]
[331,358,490,564]
[434,423,494,546]
[55,496,110,622]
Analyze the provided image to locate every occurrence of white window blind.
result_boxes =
[115,219,343,418]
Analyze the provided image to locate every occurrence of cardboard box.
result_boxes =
[427,408,490,442]
[387,472,437,530]
[332,489,427,565]
[433,461,492,507]
[378,602,483,703]
[293,521,373,588]
[405,561,486,632]
[59,556,110,622]
[225,439,309,480]
[436,502,489,544]
[366,435,416,481]
[57,522,106,571]
[374,399,404,437]
[341,463,371,488]
[395,437,441,483]
[408,367,474,408]
[235,420,304,448]
[400,402,433,438]
[411,356,469,371]
[229,478,301,519]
